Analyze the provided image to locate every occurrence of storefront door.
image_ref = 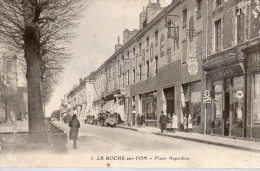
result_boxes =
[224,92,230,136]
[213,76,244,137]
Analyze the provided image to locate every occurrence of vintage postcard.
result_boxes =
[0,0,260,168]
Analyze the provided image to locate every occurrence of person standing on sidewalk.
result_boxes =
[69,114,80,149]
[159,111,167,133]
[172,112,178,133]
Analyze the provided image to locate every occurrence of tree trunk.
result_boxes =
[24,25,45,132]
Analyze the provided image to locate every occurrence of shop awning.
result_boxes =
[100,100,114,112]
[110,98,126,121]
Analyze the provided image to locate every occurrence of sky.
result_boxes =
[45,0,172,116]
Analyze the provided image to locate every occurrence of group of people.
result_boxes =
[159,111,192,133]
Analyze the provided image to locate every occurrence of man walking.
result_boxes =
[159,111,167,133]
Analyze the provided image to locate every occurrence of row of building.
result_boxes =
[61,0,260,139]
[0,53,28,122]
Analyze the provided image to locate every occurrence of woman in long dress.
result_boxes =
[69,114,80,149]
[172,113,178,132]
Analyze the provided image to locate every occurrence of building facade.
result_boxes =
[65,75,95,120]
[62,0,260,139]
[203,0,260,138]
[88,0,208,133]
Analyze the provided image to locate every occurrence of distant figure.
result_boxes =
[188,113,192,131]
[137,114,142,126]
[184,113,188,132]
[159,111,167,133]
[141,114,145,125]
[69,114,80,149]
[172,113,178,132]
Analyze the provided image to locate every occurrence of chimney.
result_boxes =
[139,7,146,29]
[146,0,163,24]
[115,36,122,52]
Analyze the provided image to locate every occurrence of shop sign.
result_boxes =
[187,57,198,75]
[248,50,260,71]
[203,90,211,103]
[203,97,211,103]
[204,90,211,97]
[236,90,244,100]
[207,64,244,81]
[203,50,237,69]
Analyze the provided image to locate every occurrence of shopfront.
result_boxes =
[141,91,157,127]
[204,48,246,137]
[181,81,202,132]
[246,47,260,138]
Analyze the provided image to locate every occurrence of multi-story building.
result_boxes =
[203,0,260,138]
[63,0,260,139]
[90,0,207,133]
[66,75,95,120]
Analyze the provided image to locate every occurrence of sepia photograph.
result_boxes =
[0,0,260,168]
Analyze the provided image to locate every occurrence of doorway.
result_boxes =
[163,87,175,119]
[224,92,230,136]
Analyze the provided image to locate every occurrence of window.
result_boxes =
[150,43,154,62]
[146,37,149,48]
[196,0,202,19]
[139,64,142,81]
[167,48,171,64]
[183,8,187,28]
[167,20,172,38]
[155,56,158,74]
[146,61,150,78]
[155,30,158,45]
[133,69,136,83]
[122,73,125,86]
[127,70,129,85]
[216,0,222,8]
[236,10,246,44]
[215,19,222,52]
[139,43,142,52]
[160,34,165,57]
[182,40,187,63]
[196,32,202,57]
[253,73,260,125]
[133,48,136,56]
[141,92,157,120]
[173,27,179,50]
[142,49,145,66]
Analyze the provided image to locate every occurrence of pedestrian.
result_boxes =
[141,114,145,125]
[137,114,142,126]
[172,112,178,133]
[188,113,193,131]
[184,113,188,132]
[16,112,22,132]
[69,114,80,149]
[159,111,167,133]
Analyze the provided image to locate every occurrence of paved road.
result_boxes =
[1,121,260,168]
[54,122,260,168]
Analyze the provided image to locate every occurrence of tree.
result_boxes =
[0,0,87,132]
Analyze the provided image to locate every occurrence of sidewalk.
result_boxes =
[117,124,260,153]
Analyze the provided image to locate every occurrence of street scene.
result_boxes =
[0,0,260,168]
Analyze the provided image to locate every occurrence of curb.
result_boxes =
[117,126,260,154]
[116,125,138,131]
